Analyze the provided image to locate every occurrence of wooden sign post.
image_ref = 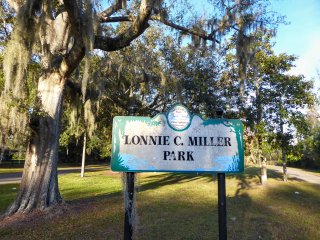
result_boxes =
[111,104,244,239]
[123,104,136,240]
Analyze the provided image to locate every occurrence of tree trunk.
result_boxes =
[0,132,5,164]
[282,148,288,182]
[80,133,87,178]
[260,157,268,185]
[255,77,268,185]
[6,72,66,215]
[279,108,287,182]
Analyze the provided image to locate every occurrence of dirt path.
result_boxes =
[0,172,22,184]
[267,165,320,185]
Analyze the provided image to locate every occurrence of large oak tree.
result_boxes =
[2,0,273,215]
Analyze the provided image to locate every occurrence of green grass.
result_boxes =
[0,184,20,213]
[0,167,24,174]
[59,169,122,201]
[0,166,319,240]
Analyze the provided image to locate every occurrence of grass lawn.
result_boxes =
[0,166,319,240]
[0,167,24,174]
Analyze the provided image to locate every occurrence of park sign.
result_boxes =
[111,104,244,173]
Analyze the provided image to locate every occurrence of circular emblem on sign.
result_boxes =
[167,104,191,131]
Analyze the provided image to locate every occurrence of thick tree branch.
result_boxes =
[151,15,220,43]
[99,16,132,23]
[141,93,161,111]
[98,14,221,44]
[61,0,85,77]
[94,0,152,51]
[61,40,86,77]
[97,0,123,21]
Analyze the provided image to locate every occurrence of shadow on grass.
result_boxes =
[1,166,320,239]
[135,168,320,239]
[68,191,123,205]
[137,166,292,195]
[139,173,206,191]
[65,166,310,206]
[2,165,308,212]
[228,185,320,239]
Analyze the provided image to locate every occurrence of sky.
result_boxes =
[270,0,320,90]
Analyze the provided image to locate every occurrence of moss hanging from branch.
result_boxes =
[81,58,90,102]
[1,26,34,148]
[0,94,30,150]
[3,0,38,96]
[1,0,52,148]
[84,98,96,138]
[80,0,99,104]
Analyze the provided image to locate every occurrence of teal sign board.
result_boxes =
[111,105,244,173]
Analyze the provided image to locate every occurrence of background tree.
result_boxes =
[288,109,320,169]
[244,48,315,181]
[220,31,316,182]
